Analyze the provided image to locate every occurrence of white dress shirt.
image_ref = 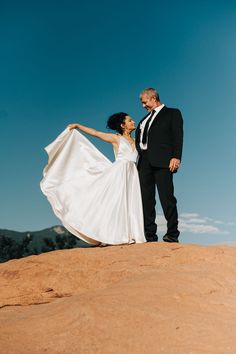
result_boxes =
[139,104,165,150]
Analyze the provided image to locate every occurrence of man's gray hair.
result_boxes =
[140,88,160,101]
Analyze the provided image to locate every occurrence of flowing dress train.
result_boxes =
[40,128,146,245]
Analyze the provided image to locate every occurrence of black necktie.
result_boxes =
[141,110,156,145]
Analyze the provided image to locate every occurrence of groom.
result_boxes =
[135,88,183,243]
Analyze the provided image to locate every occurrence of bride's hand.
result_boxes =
[68,123,79,130]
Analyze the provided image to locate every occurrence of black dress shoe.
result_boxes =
[145,234,158,242]
[163,234,179,243]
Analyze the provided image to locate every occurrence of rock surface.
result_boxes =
[1,242,236,353]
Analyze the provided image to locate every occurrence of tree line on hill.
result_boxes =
[0,233,79,263]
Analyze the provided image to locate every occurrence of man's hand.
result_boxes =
[169,158,180,172]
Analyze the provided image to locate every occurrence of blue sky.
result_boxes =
[0,0,236,244]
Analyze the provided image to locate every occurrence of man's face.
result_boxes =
[140,94,157,111]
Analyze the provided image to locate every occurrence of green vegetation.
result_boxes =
[0,226,90,263]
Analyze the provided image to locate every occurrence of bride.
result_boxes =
[40,112,146,246]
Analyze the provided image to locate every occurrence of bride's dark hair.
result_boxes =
[106,112,128,135]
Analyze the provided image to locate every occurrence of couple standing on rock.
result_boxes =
[41,88,183,245]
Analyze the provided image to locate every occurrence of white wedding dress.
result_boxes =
[40,128,146,245]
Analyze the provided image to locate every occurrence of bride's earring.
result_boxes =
[121,124,126,135]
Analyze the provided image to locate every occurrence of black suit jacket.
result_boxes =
[135,106,183,168]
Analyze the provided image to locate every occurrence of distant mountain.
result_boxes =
[0,225,89,247]
[0,226,91,263]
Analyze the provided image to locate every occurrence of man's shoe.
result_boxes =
[146,234,158,242]
[163,234,179,243]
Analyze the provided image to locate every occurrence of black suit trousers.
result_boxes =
[138,151,179,238]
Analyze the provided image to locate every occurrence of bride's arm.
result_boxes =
[68,123,118,144]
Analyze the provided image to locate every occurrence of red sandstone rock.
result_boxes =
[1,243,236,353]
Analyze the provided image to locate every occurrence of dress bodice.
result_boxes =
[114,136,138,163]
